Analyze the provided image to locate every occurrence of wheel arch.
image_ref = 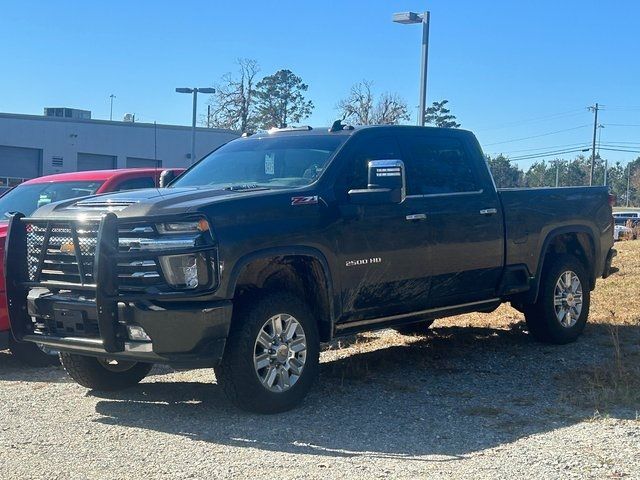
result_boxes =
[531,225,598,303]
[227,247,336,341]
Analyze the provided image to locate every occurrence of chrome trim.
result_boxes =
[406,213,427,221]
[406,189,484,199]
[480,208,498,215]
[119,237,196,251]
[336,298,501,331]
[124,342,153,353]
[368,159,404,169]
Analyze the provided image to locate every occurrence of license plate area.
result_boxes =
[52,308,97,337]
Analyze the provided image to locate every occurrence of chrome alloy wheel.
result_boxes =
[253,313,307,393]
[553,270,583,328]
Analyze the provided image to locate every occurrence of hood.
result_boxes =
[27,186,286,220]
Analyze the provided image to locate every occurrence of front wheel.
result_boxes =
[59,353,152,391]
[524,254,590,344]
[215,292,320,414]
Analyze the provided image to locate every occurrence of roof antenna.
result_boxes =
[329,119,354,133]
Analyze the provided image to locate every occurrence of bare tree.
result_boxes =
[337,81,409,125]
[206,58,260,133]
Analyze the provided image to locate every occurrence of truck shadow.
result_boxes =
[89,322,639,460]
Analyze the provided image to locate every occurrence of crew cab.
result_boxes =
[0,168,183,365]
[5,124,615,411]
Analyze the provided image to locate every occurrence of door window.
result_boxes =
[339,135,403,193]
[404,137,479,195]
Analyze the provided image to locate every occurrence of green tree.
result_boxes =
[424,99,461,128]
[254,69,314,129]
[485,154,523,188]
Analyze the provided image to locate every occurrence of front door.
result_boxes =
[333,133,433,322]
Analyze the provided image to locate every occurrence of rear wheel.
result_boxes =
[394,319,435,336]
[59,353,152,390]
[524,254,590,344]
[9,338,59,367]
[215,292,320,414]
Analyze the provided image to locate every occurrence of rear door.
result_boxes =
[398,132,504,307]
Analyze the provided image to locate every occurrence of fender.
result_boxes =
[225,245,338,324]
[530,224,598,303]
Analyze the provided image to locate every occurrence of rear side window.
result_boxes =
[113,176,156,191]
[404,137,479,195]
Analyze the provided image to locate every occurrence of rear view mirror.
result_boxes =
[348,159,406,205]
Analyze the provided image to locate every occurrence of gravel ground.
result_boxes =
[1,314,638,480]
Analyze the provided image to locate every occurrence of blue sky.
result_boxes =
[1,0,639,169]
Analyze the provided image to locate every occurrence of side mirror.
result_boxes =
[159,169,177,188]
[348,159,406,205]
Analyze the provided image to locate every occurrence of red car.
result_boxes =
[0,168,183,365]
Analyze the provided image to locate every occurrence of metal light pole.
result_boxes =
[176,87,216,164]
[109,94,116,121]
[393,11,430,126]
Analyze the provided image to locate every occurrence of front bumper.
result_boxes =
[21,290,232,367]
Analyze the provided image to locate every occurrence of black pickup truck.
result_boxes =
[5,123,616,413]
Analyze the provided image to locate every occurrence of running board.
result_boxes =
[335,298,501,333]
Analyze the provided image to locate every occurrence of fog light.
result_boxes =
[127,325,151,341]
[159,253,207,289]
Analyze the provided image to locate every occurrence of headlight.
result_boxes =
[156,219,209,234]
[158,253,209,289]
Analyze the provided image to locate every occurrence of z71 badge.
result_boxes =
[291,196,319,206]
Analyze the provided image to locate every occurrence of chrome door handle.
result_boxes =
[406,213,427,221]
[479,208,498,216]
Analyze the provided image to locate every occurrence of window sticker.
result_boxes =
[264,153,275,175]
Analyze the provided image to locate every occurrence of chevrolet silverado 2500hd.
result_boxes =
[5,124,616,412]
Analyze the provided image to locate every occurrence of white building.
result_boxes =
[0,111,239,189]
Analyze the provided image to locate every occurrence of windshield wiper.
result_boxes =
[222,184,268,191]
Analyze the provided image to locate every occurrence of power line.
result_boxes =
[509,148,591,162]
[476,108,587,132]
[484,125,591,146]
[605,123,640,127]
[488,141,590,155]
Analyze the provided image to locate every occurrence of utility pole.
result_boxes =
[109,94,116,121]
[555,161,560,187]
[588,103,599,186]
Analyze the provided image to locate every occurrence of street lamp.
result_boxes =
[175,87,216,164]
[393,10,430,126]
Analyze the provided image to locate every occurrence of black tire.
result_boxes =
[59,353,152,391]
[524,254,590,344]
[214,292,320,414]
[394,319,435,336]
[9,338,59,367]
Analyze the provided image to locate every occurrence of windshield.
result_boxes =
[173,135,347,189]
[0,181,104,219]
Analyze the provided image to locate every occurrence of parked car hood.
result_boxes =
[25,186,291,220]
